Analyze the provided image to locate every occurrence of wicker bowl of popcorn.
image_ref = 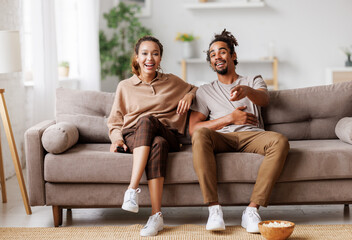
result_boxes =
[258,220,295,240]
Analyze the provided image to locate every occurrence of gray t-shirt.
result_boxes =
[191,75,267,133]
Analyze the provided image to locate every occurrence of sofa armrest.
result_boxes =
[24,120,56,206]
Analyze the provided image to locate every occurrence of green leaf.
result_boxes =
[99,2,151,80]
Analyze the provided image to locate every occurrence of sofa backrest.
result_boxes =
[56,81,352,143]
[56,88,114,143]
[262,81,352,140]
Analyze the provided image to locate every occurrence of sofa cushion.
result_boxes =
[56,88,114,143]
[279,140,352,181]
[263,81,352,140]
[41,122,79,154]
[335,117,352,144]
[44,144,197,184]
[44,140,352,184]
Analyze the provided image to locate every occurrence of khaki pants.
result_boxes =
[192,128,289,207]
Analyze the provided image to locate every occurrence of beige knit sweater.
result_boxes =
[107,73,197,143]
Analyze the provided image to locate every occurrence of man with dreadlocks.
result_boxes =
[189,29,290,233]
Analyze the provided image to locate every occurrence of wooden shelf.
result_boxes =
[325,67,352,85]
[184,1,265,10]
[180,57,275,64]
[180,57,279,90]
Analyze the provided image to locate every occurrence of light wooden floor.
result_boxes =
[0,170,351,227]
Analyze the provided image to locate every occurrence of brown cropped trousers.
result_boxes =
[123,115,180,180]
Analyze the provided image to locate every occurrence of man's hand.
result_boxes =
[229,106,258,125]
[230,85,269,107]
[230,85,251,101]
[177,93,193,115]
[110,140,128,153]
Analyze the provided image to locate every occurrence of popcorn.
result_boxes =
[263,221,292,228]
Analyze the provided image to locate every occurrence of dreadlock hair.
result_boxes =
[131,36,164,76]
[206,29,239,66]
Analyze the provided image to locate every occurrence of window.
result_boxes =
[22,0,81,86]
[55,0,80,79]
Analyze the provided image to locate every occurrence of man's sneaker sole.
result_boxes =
[206,226,225,231]
[245,226,260,233]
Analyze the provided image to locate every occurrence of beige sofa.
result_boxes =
[25,81,352,227]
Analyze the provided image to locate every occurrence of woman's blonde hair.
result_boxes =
[131,36,164,76]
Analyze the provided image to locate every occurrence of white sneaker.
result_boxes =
[140,212,164,237]
[241,207,262,233]
[121,188,141,213]
[206,205,226,231]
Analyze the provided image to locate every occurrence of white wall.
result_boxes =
[100,0,352,89]
[0,0,26,179]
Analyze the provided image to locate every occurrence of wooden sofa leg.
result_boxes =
[52,206,63,227]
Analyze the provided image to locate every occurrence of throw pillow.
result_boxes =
[335,117,352,144]
[42,122,79,154]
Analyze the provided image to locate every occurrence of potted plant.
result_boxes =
[175,33,197,59]
[99,2,152,81]
[58,61,70,77]
[341,46,352,67]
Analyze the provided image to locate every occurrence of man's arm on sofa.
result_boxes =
[24,120,56,206]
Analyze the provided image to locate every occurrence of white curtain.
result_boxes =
[31,0,58,124]
[76,0,101,91]
[30,0,100,124]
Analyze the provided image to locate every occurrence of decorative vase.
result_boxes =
[346,55,352,67]
[182,41,195,59]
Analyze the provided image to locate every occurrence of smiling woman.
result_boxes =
[107,35,197,237]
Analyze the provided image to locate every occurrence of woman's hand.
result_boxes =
[110,140,128,153]
[177,93,193,115]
